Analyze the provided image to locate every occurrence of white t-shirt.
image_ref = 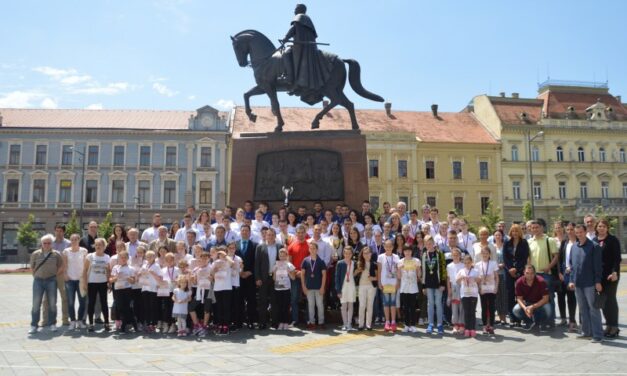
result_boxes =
[477,260,498,294]
[141,226,159,243]
[63,247,87,281]
[377,253,400,287]
[140,262,162,293]
[231,255,242,287]
[273,261,295,291]
[172,288,191,315]
[193,264,212,289]
[162,266,180,292]
[175,227,197,243]
[211,259,233,292]
[472,243,497,264]
[456,267,479,298]
[86,253,110,283]
[458,232,477,251]
[398,257,421,294]
[446,261,465,285]
[111,264,135,290]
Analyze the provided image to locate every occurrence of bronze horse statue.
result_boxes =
[231,29,384,132]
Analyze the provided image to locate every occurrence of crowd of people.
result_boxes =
[28,200,621,342]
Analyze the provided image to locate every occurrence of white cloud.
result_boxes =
[0,90,45,108]
[60,75,92,85]
[33,66,77,79]
[72,82,130,95]
[213,99,235,110]
[187,95,196,100]
[40,97,58,109]
[85,103,103,110]
[152,82,178,97]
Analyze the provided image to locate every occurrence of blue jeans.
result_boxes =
[575,286,604,340]
[373,288,384,321]
[537,272,555,324]
[65,280,86,322]
[426,288,443,326]
[31,276,57,327]
[290,278,302,324]
[512,302,551,325]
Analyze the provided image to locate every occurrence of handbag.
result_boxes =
[593,291,607,310]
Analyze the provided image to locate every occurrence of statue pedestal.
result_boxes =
[229,130,368,210]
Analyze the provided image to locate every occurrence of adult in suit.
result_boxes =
[148,226,177,254]
[236,224,257,328]
[255,228,282,329]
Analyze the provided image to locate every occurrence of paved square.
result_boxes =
[0,274,625,375]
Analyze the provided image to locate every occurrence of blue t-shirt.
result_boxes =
[301,256,327,289]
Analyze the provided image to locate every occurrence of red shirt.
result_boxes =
[288,240,310,271]
[515,275,548,304]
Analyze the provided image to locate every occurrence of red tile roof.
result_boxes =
[487,98,544,125]
[0,108,200,130]
[538,91,627,120]
[232,106,498,144]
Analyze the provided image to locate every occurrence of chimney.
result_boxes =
[616,95,622,103]
[499,92,506,98]
[511,92,519,99]
[384,102,392,117]
[431,104,438,117]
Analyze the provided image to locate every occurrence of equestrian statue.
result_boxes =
[231,4,384,132]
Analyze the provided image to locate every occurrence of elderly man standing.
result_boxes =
[40,224,71,327]
[29,234,64,334]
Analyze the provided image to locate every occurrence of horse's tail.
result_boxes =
[343,59,384,102]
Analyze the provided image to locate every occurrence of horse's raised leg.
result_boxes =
[337,91,358,130]
[243,85,265,122]
[266,88,285,132]
[312,98,338,129]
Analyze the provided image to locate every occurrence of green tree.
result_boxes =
[522,201,533,222]
[551,206,566,225]
[17,214,39,252]
[98,211,114,239]
[65,210,81,236]
[480,200,503,234]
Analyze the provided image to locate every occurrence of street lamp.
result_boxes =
[526,130,544,219]
[70,146,87,235]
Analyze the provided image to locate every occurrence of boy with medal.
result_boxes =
[300,242,327,330]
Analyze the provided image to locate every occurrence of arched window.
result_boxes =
[556,146,564,162]
[599,147,606,162]
[511,145,519,161]
[578,147,585,162]
[620,148,626,163]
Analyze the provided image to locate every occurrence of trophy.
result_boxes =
[281,186,294,208]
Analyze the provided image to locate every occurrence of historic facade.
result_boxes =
[471,81,627,249]
[0,106,229,259]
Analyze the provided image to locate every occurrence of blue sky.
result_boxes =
[1,0,625,112]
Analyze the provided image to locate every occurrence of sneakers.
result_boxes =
[77,321,87,330]
[88,325,95,332]
[384,322,391,332]
[177,329,186,337]
[402,326,409,333]
[48,325,58,332]
[487,326,495,335]
[568,322,578,333]
[390,322,397,332]
[426,324,433,334]
[306,323,316,330]
[464,329,470,337]
[115,320,122,330]
[470,330,477,338]
[522,321,535,331]
[591,337,603,344]
[68,321,76,330]
[168,324,177,334]
[341,325,348,331]
[437,325,444,335]
[28,326,38,334]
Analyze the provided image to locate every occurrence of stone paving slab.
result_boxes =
[0,274,626,375]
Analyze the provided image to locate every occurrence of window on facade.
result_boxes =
[87,145,99,166]
[579,182,588,199]
[113,146,125,166]
[426,196,436,208]
[601,181,609,199]
[479,161,489,180]
[9,144,20,165]
[61,145,73,166]
[369,196,380,211]
[532,146,540,162]
[533,181,542,199]
[59,179,72,203]
[556,146,564,162]
[397,160,408,178]
[620,148,626,163]
[6,179,19,202]
[511,145,519,161]
[512,181,521,200]
[368,160,379,178]
[139,146,151,167]
[425,160,435,179]
[623,182,627,198]
[165,146,177,167]
[454,196,464,214]
[35,145,47,166]
[1,222,20,256]
[200,147,212,167]
[112,180,124,203]
[480,197,490,214]
[32,179,46,203]
[163,181,176,204]
[599,148,606,162]
[138,180,151,204]
[452,161,462,180]
[578,147,585,162]
[199,181,212,205]
[85,180,98,203]
[558,181,567,200]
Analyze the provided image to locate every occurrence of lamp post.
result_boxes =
[71,146,87,235]
[526,130,544,219]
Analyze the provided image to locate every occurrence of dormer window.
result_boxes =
[585,99,608,121]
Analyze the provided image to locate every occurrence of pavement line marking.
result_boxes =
[0,349,623,359]
[269,333,363,354]
[0,320,30,328]
[0,366,625,376]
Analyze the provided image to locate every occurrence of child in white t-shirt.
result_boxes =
[211,248,234,335]
[456,255,479,338]
[477,245,499,335]
[109,250,136,333]
[397,246,421,333]
[172,275,192,337]
[446,248,465,334]
[189,250,213,336]
[159,253,179,334]
[227,242,242,330]
[273,248,296,330]
[139,250,163,332]
[377,239,400,333]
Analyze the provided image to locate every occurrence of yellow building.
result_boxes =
[472,81,627,248]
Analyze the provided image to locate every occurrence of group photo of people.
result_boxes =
[29,200,621,343]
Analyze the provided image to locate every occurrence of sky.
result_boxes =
[1,0,626,113]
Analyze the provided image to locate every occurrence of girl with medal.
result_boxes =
[398,246,421,333]
[377,239,400,333]
[158,253,179,334]
[456,255,479,337]
[446,247,465,334]
[109,250,136,334]
[139,250,163,333]
[335,246,357,331]
[210,248,235,335]
[421,235,447,335]
[477,246,499,335]
[273,249,296,330]
[355,246,378,331]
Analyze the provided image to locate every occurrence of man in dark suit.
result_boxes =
[236,224,257,329]
[255,228,282,329]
